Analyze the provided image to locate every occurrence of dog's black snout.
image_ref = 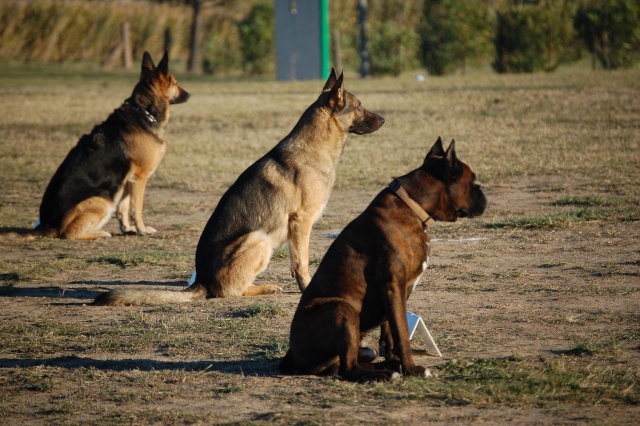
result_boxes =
[473,188,487,217]
[378,116,385,126]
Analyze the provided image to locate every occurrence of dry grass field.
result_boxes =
[0,62,639,424]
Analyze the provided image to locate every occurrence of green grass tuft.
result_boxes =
[88,250,187,268]
[485,206,639,230]
[246,302,285,318]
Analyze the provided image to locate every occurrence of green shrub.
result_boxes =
[238,0,274,75]
[493,2,577,74]
[418,0,493,76]
[368,22,419,76]
[574,0,640,70]
[202,19,242,75]
[330,0,422,75]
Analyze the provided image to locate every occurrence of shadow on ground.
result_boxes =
[0,355,280,376]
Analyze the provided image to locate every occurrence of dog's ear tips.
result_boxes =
[326,73,345,109]
[141,51,155,72]
[157,50,169,73]
[322,67,339,92]
[426,137,446,159]
[334,74,344,99]
[445,140,458,163]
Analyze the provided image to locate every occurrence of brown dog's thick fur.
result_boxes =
[93,68,384,306]
[37,51,189,240]
[279,138,487,381]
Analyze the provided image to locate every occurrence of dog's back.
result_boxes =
[39,114,134,235]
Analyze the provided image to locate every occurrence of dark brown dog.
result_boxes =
[37,51,189,240]
[93,68,384,306]
[280,138,486,381]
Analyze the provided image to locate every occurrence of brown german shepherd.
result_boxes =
[37,51,189,240]
[93,68,384,306]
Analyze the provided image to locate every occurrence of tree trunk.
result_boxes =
[357,0,369,78]
[121,22,133,70]
[332,29,342,72]
[187,0,202,74]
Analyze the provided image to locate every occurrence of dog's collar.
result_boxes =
[124,101,157,123]
[388,179,435,229]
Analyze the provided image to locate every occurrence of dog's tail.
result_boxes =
[92,283,208,306]
[0,227,51,241]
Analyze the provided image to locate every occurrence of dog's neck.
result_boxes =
[123,100,161,125]
[286,107,349,165]
[388,179,435,229]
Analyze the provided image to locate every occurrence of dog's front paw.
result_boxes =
[120,225,136,235]
[292,272,310,293]
[405,365,431,378]
[137,226,157,236]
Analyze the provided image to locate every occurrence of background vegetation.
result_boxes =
[0,0,637,76]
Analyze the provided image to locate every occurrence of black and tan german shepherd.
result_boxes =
[93,68,384,306]
[37,51,189,240]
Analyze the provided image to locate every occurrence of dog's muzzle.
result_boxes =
[171,90,191,105]
[350,113,385,134]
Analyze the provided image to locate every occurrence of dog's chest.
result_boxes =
[409,235,431,294]
[126,134,166,176]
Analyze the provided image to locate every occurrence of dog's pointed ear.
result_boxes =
[444,139,462,181]
[141,51,155,73]
[445,139,458,164]
[157,50,169,74]
[322,67,339,92]
[425,137,446,160]
[328,71,345,110]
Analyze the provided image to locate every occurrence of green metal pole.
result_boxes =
[320,0,330,79]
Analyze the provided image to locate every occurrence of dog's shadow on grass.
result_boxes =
[0,355,281,377]
[0,226,34,235]
[0,281,187,300]
[71,280,187,288]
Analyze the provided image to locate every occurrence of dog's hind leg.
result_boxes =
[60,197,113,240]
[335,305,399,382]
[212,231,283,297]
[242,283,283,296]
[291,299,399,381]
